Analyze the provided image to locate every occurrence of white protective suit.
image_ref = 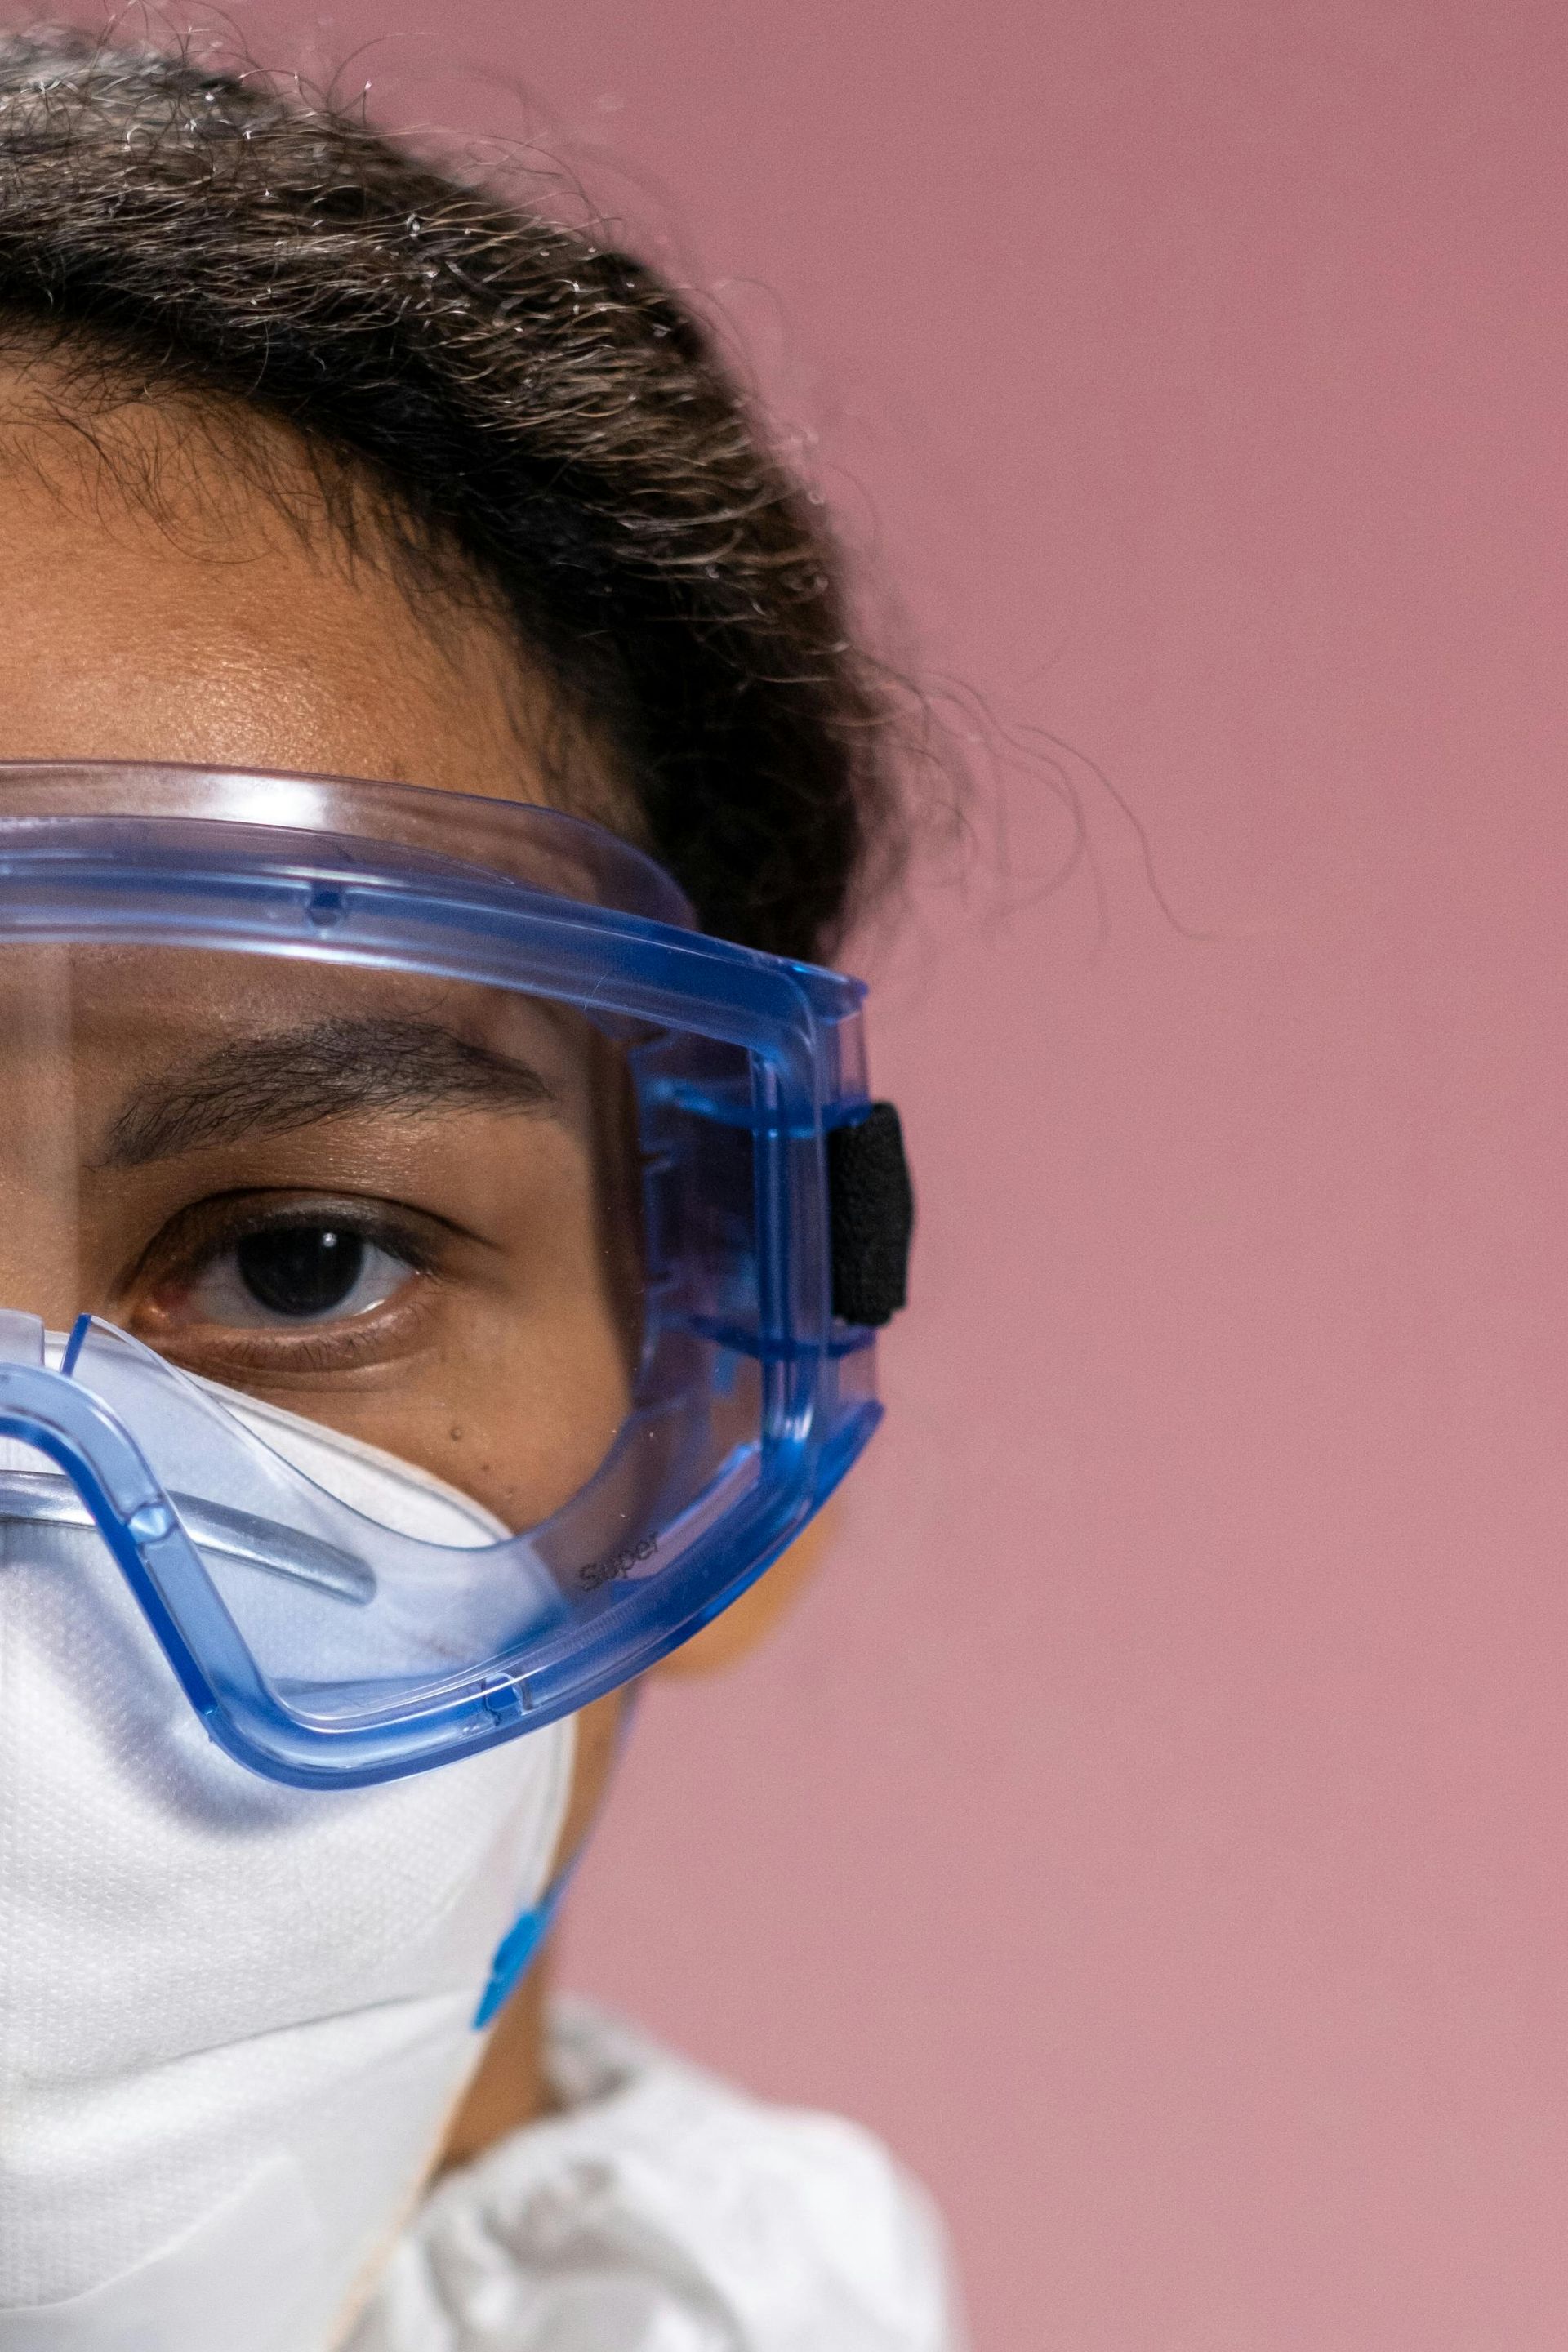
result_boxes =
[346,1999,969,2352]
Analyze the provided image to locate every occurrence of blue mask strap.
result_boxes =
[472,1690,640,2030]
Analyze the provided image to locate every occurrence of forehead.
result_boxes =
[0,358,555,800]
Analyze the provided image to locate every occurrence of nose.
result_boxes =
[0,1320,175,1534]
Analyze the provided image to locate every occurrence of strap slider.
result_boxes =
[827,1101,913,1327]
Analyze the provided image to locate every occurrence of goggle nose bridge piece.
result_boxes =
[0,1331,174,1529]
[0,1317,376,1602]
[0,1339,234,1725]
[0,1307,45,1368]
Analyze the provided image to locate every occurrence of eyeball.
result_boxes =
[189,1224,412,1326]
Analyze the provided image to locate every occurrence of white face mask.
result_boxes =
[0,1381,577,2352]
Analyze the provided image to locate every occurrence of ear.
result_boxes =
[653,1503,840,1680]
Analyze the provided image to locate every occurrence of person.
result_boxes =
[0,24,964,2352]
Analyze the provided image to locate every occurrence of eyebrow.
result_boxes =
[98,1016,559,1169]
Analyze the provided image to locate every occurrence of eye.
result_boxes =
[185,1221,414,1326]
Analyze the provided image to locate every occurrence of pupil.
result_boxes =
[235,1227,366,1318]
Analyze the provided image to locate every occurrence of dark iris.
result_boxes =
[234,1226,367,1318]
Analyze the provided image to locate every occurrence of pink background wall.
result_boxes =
[68,2,1568,2341]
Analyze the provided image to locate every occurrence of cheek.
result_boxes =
[289,1137,640,1532]
[400,1302,635,1531]
[278,1296,635,1533]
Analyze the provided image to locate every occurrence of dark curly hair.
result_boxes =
[0,24,904,958]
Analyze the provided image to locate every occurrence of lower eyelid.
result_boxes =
[140,1279,435,1365]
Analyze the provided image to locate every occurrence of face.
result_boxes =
[0,367,826,2164]
[0,376,638,1521]
[0,363,849,2192]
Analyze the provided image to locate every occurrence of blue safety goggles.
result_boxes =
[0,765,911,1787]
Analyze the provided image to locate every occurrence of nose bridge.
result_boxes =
[0,956,91,1334]
[0,1323,234,1740]
[0,1321,172,1535]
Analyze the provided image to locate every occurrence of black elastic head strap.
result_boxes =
[827,1101,914,1327]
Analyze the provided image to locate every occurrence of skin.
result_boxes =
[0,362,828,2164]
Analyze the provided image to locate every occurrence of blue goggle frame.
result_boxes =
[0,766,910,1787]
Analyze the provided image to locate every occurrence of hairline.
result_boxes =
[0,321,649,849]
